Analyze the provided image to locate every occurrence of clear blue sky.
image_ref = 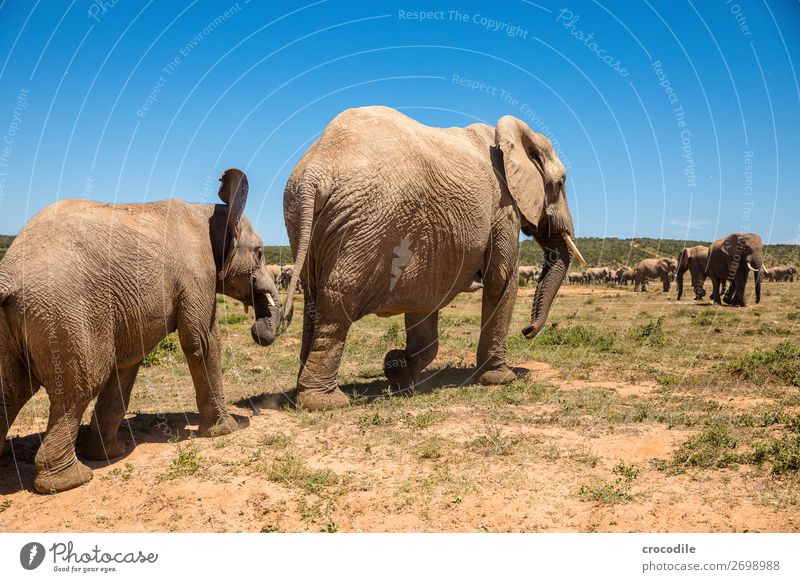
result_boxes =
[0,0,798,244]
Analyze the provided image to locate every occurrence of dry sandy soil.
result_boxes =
[1,278,799,532]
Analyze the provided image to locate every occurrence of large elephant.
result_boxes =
[676,245,710,300]
[707,233,766,306]
[282,106,583,411]
[766,265,797,282]
[633,258,678,292]
[0,169,282,493]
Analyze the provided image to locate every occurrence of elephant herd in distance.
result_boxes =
[521,232,794,307]
[0,105,791,494]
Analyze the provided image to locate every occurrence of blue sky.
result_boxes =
[0,0,798,244]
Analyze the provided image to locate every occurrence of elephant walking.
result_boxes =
[0,169,282,493]
[518,265,539,286]
[584,267,611,284]
[766,266,797,282]
[282,106,583,411]
[616,266,635,285]
[633,258,678,292]
[707,233,766,306]
[676,245,710,300]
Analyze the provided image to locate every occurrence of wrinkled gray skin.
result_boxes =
[0,169,281,494]
[283,106,577,410]
[708,233,766,306]
[633,258,678,292]
[766,266,796,282]
[676,245,710,300]
[518,265,539,286]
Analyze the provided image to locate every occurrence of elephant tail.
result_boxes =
[281,176,319,329]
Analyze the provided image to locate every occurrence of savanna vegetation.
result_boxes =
[1,269,798,532]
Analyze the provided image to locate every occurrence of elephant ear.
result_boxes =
[218,168,249,278]
[495,116,551,231]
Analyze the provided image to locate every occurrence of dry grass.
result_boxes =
[2,280,799,532]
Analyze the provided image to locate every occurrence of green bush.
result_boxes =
[725,341,800,386]
[536,324,616,351]
[142,334,180,367]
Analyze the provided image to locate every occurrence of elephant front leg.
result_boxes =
[34,393,94,493]
[476,226,518,386]
[384,311,439,397]
[79,365,140,461]
[179,320,238,437]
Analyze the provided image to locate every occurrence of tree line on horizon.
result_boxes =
[0,234,797,269]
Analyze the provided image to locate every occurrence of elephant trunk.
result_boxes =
[251,293,281,346]
[522,234,570,339]
[747,255,765,304]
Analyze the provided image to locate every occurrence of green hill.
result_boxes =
[2,235,798,271]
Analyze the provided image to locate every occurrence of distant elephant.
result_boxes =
[766,265,797,282]
[676,245,710,300]
[518,265,539,286]
[584,267,611,283]
[616,266,635,285]
[707,233,766,306]
[265,263,282,287]
[567,272,585,284]
[0,169,282,493]
[633,258,678,292]
[282,106,583,410]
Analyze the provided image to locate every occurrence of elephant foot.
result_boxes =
[477,366,517,386]
[199,413,239,438]
[34,459,93,494]
[296,388,350,411]
[384,349,415,397]
[78,429,126,461]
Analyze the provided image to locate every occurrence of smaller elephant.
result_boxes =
[265,264,282,287]
[766,265,797,282]
[584,266,611,284]
[0,169,282,493]
[676,245,710,300]
[518,265,539,286]
[567,272,585,284]
[633,258,678,292]
[279,264,301,292]
[616,266,635,286]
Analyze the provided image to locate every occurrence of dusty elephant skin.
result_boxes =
[676,245,711,300]
[707,233,766,307]
[633,257,678,292]
[0,169,281,494]
[282,106,581,411]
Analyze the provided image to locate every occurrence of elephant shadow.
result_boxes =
[341,364,530,403]
[0,410,250,495]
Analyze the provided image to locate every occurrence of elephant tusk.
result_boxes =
[561,233,586,267]
[267,295,276,307]
[746,261,759,273]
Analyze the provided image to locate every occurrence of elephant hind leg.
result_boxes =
[296,302,352,411]
[34,391,94,494]
[384,311,439,397]
[78,364,140,461]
